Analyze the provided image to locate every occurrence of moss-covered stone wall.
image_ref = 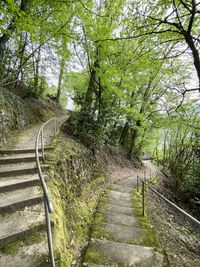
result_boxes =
[46,133,106,266]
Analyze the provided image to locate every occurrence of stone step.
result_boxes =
[0,204,45,249]
[95,222,144,243]
[85,238,164,267]
[101,203,135,216]
[98,211,139,227]
[0,174,40,193]
[0,147,53,155]
[109,190,132,202]
[0,163,37,178]
[106,197,133,208]
[0,155,42,165]
[0,240,49,267]
[112,184,133,193]
[116,178,137,188]
[84,264,113,267]
[0,186,42,213]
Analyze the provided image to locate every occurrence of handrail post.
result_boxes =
[142,180,145,216]
[54,118,57,137]
[44,201,55,267]
[41,129,45,161]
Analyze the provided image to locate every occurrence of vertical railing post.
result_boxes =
[142,180,145,216]
[54,118,57,137]
[41,129,45,161]
[44,201,55,267]
[137,175,139,192]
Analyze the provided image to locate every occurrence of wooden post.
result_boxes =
[142,181,145,216]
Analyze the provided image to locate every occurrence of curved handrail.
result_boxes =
[137,174,200,227]
[35,116,56,267]
[35,117,56,212]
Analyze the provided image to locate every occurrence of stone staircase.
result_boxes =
[84,176,165,267]
[0,148,51,267]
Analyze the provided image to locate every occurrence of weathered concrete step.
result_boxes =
[98,211,139,227]
[0,186,42,213]
[101,190,132,208]
[101,203,135,216]
[0,147,53,155]
[105,198,133,208]
[0,155,42,165]
[116,177,137,187]
[85,265,114,267]
[84,264,115,267]
[85,239,164,267]
[112,184,133,193]
[96,222,144,243]
[0,174,40,193]
[0,204,45,248]
[0,240,49,267]
[109,190,131,202]
[0,163,37,178]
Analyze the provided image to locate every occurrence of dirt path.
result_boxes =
[4,114,68,149]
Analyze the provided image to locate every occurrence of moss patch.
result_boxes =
[46,134,107,266]
[0,231,45,255]
[0,240,22,255]
[84,245,109,265]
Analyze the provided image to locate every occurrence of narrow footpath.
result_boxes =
[0,114,67,267]
[83,166,164,266]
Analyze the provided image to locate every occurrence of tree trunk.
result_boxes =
[119,122,129,147]
[128,129,138,160]
[185,35,200,92]
[56,57,65,103]
[34,45,41,94]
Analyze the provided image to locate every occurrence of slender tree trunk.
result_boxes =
[185,35,200,91]
[128,129,138,160]
[119,122,129,146]
[14,32,28,88]
[34,46,41,94]
[56,57,65,103]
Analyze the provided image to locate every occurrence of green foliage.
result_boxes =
[27,76,48,99]
[154,104,200,207]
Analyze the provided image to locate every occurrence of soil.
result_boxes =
[98,145,160,182]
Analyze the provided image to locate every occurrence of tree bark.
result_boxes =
[56,57,65,103]
[185,35,200,91]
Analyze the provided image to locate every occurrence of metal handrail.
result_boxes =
[35,117,57,267]
[137,174,200,227]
